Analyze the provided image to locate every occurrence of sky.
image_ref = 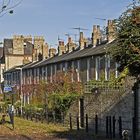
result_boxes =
[0,0,133,48]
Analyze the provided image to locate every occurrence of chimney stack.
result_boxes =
[68,37,72,43]
[79,32,86,49]
[49,48,56,57]
[58,41,66,55]
[92,25,101,47]
[42,43,49,59]
[66,37,76,52]
[107,20,116,42]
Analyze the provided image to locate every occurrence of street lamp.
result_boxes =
[16,67,23,115]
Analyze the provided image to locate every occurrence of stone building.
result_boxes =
[4,20,116,103]
[0,35,52,86]
[4,20,140,137]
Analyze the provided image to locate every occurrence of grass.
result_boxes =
[0,116,69,139]
[0,116,117,140]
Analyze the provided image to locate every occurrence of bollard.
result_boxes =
[109,116,112,138]
[41,113,43,123]
[52,111,55,123]
[132,117,136,140]
[69,113,72,130]
[31,113,33,121]
[35,113,37,122]
[61,112,64,125]
[112,116,116,138]
[95,115,98,135]
[85,114,88,133]
[79,98,84,128]
[106,116,109,138]
[26,112,28,120]
[76,115,80,130]
[1,114,6,124]
[118,116,122,139]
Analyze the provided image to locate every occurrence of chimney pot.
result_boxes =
[107,19,116,42]
[92,25,101,46]
[80,32,83,39]
[68,37,72,43]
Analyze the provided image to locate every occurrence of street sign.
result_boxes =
[4,86,12,93]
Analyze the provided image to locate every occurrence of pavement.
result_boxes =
[0,135,9,140]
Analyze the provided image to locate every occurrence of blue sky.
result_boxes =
[0,0,132,47]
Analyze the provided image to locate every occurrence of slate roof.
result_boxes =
[33,41,115,68]
[4,65,23,73]
[4,40,115,73]
[22,60,45,69]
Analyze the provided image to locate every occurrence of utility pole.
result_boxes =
[65,33,78,44]
[71,27,88,37]
[58,35,64,41]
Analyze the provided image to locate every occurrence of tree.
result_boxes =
[0,0,23,17]
[111,1,140,137]
[111,0,140,79]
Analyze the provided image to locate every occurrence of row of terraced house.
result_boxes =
[2,20,117,103]
[1,20,140,137]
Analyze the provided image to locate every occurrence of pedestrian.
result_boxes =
[8,104,14,129]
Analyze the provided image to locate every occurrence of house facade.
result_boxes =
[2,20,140,137]
[3,20,117,103]
[0,35,50,90]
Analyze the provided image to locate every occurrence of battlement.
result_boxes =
[13,35,24,40]
[13,35,32,41]
[24,35,32,43]
[34,36,44,41]
[24,35,32,40]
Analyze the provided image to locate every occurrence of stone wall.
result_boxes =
[66,87,135,134]
[5,55,32,70]
[85,90,134,133]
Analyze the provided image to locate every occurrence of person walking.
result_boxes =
[8,104,14,129]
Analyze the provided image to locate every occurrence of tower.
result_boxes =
[33,36,45,61]
[13,35,24,54]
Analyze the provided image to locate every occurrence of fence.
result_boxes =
[65,114,140,140]
[15,110,140,140]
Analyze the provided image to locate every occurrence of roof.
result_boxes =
[4,40,115,71]
[33,41,114,68]
[4,65,23,73]
[22,60,44,69]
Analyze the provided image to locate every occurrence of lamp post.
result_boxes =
[16,67,23,115]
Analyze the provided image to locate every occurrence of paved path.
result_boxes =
[0,135,9,140]
[0,135,32,140]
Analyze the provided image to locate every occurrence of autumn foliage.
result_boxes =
[22,70,83,109]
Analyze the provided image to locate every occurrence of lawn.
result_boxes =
[0,116,70,139]
[0,116,116,140]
